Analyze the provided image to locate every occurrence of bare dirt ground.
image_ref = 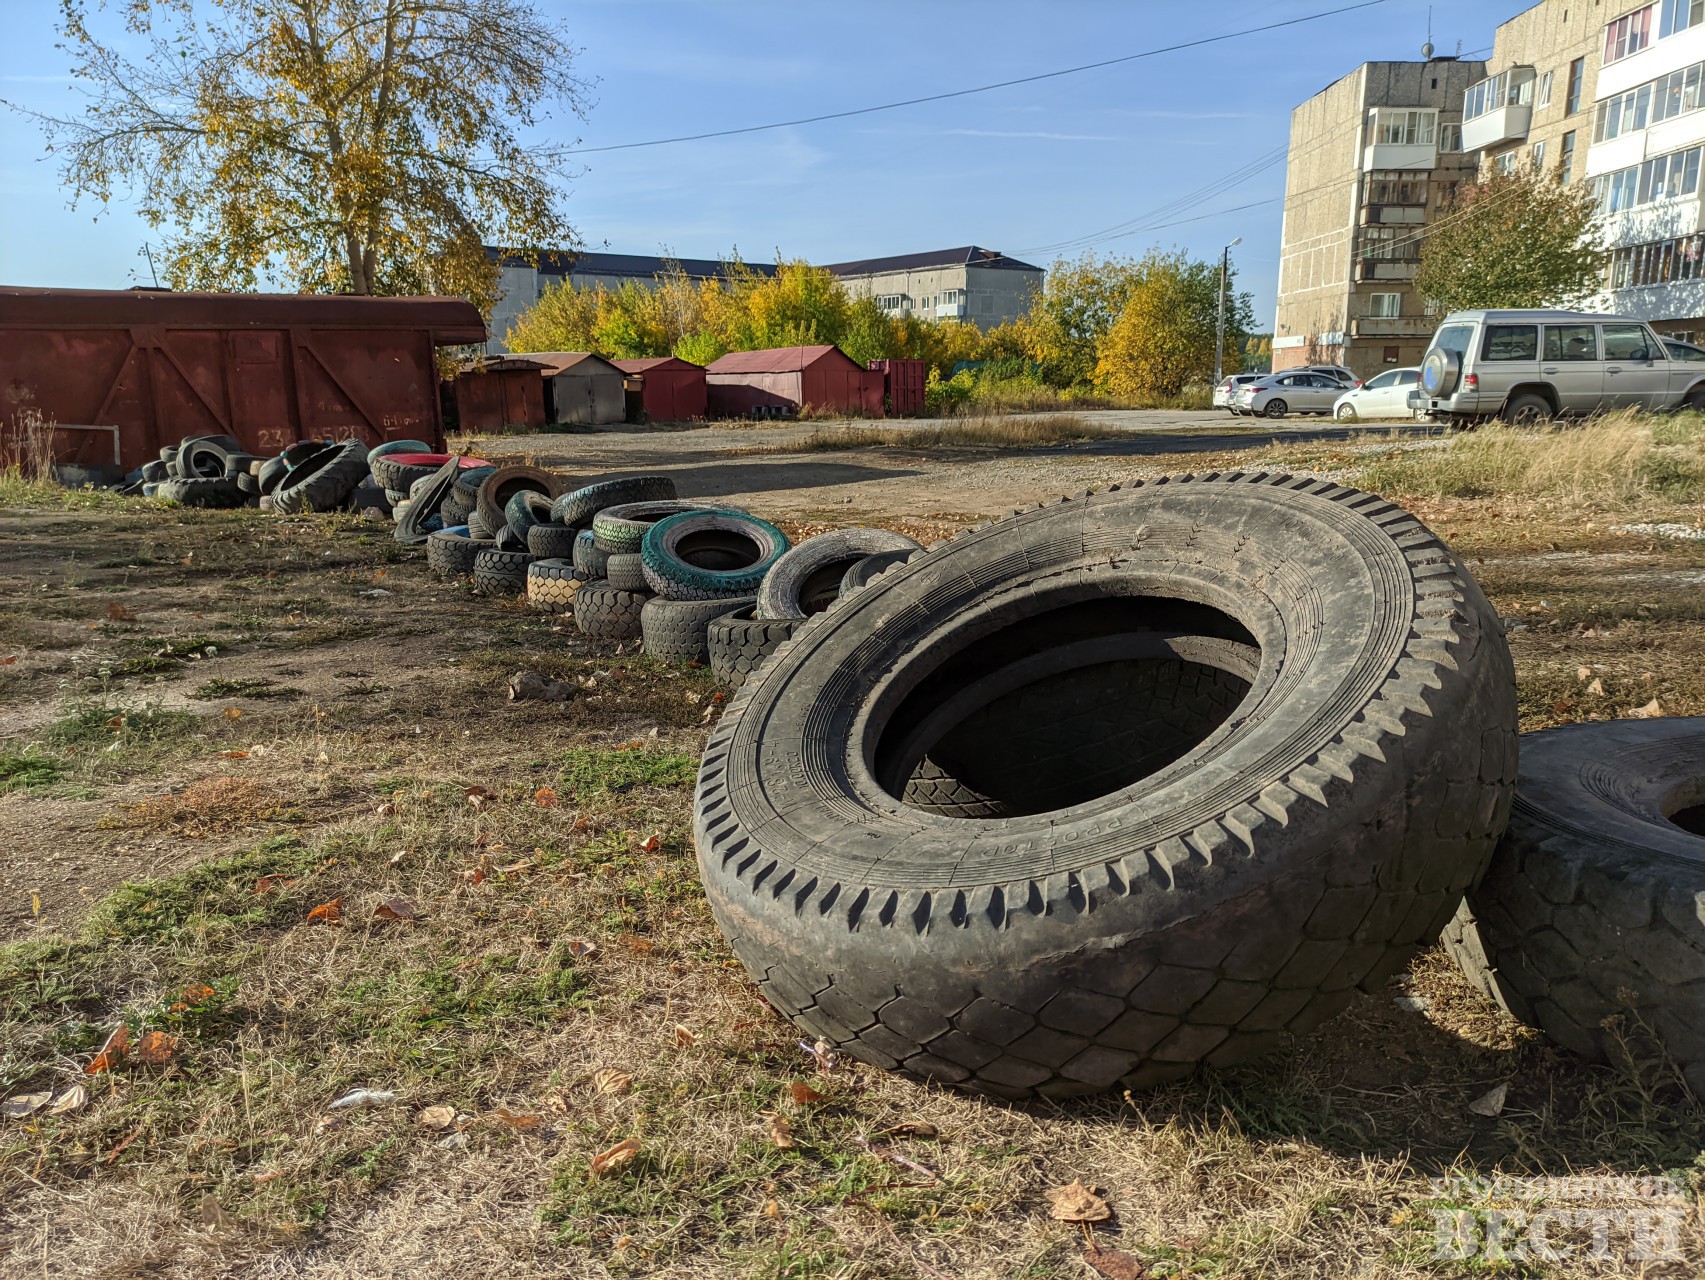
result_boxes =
[2,418,1702,1279]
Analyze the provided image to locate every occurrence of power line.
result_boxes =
[565,0,1391,155]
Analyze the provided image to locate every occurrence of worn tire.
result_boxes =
[472,545,534,596]
[477,465,566,537]
[840,549,916,599]
[155,474,246,508]
[527,523,580,559]
[552,475,679,528]
[368,438,432,468]
[179,434,244,478]
[605,551,650,593]
[466,508,493,540]
[140,459,168,484]
[573,528,611,579]
[592,499,733,555]
[273,439,370,514]
[574,580,649,644]
[1443,718,1705,1093]
[453,467,499,514]
[255,456,290,496]
[758,528,921,620]
[507,489,557,537]
[706,607,797,690]
[693,472,1518,1098]
[281,441,323,469]
[527,558,583,613]
[427,527,487,577]
[370,451,489,494]
[642,595,755,664]
[641,510,790,600]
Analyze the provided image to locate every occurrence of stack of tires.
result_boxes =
[417,464,573,598]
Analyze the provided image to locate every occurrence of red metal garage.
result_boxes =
[0,287,486,475]
[705,345,883,419]
[867,358,926,416]
[445,355,547,434]
[611,356,707,422]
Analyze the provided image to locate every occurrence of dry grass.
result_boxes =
[1356,410,1705,506]
[111,775,293,838]
[730,412,1122,456]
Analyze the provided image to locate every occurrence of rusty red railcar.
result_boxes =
[0,288,486,476]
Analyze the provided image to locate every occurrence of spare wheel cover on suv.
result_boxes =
[1421,347,1460,397]
[694,472,1518,1099]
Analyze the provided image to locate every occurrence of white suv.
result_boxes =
[1414,309,1705,423]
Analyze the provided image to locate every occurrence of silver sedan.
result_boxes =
[1235,371,1347,419]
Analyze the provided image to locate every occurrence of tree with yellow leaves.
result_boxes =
[17,0,590,308]
[1096,250,1253,399]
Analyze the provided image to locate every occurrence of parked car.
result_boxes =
[1214,373,1265,412]
[1412,309,1705,424]
[1298,364,1358,386]
[1235,370,1346,418]
[1332,367,1420,421]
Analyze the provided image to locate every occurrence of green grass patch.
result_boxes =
[0,751,63,792]
[44,701,200,752]
[84,836,321,945]
[559,746,696,799]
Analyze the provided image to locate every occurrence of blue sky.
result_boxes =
[1,0,1529,326]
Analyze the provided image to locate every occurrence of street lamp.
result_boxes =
[1215,236,1243,387]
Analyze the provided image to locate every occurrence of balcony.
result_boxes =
[935,301,967,319]
[1350,316,1436,337]
[1462,102,1531,151]
[1362,141,1438,171]
[1357,259,1420,282]
[1461,66,1534,152]
[1360,203,1427,226]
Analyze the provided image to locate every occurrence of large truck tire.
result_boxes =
[692,472,1519,1099]
[1444,717,1705,1094]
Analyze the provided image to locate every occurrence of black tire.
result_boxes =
[574,580,649,644]
[180,434,244,478]
[221,452,261,478]
[639,509,789,600]
[281,441,323,468]
[427,527,488,577]
[453,468,498,514]
[642,595,755,664]
[472,545,534,596]
[693,472,1518,1098]
[757,528,922,620]
[1503,393,1553,425]
[592,499,733,555]
[155,475,246,508]
[527,523,580,559]
[367,438,432,467]
[273,439,370,514]
[606,551,649,593]
[441,492,471,527]
[466,508,493,540]
[370,452,450,494]
[140,459,168,484]
[840,549,916,598]
[255,458,289,497]
[1443,718,1705,1094]
[159,445,180,467]
[573,528,610,579]
[507,489,556,537]
[706,607,797,690]
[477,466,566,537]
[236,472,257,495]
[527,557,582,613]
[552,475,679,528]
[1263,399,1288,419]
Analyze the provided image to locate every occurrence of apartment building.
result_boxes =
[1464,2,1603,183]
[1274,58,1485,375]
[821,246,1044,330]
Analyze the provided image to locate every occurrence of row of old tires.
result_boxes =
[681,471,1705,1102]
[420,469,924,686]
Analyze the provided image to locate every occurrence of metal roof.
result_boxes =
[706,345,856,374]
[0,287,486,344]
[457,355,549,374]
[822,246,1041,276]
[514,350,626,377]
[611,356,704,373]
[488,249,776,282]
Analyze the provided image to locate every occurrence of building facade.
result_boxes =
[821,246,1044,329]
[1274,58,1486,376]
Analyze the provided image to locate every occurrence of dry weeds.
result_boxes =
[727,412,1122,455]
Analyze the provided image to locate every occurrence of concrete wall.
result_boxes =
[833,263,1042,328]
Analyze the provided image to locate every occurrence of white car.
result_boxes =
[1214,373,1264,412]
[1235,370,1346,418]
[1332,367,1421,421]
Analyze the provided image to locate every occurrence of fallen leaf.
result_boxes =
[328,1088,398,1110]
[253,875,293,895]
[877,1121,940,1140]
[673,1025,695,1049]
[375,802,397,817]
[107,603,135,621]
[181,982,215,1004]
[1631,698,1664,718]
[252,1169,282,1183]
[762,1197,781,1216]
[305,898,343,925]
[1,1092,51,1120]
[86,1024,130,1074]
[534,787,559,808]
[223,707,243,720]
[372,896,420,922]
[1083,1243,1148,1280]
[565,939,597,958]
[591,1068,632,1096]
[416,1105,457,1130]
[1047,1179,1112,1223]
[493,1106,541,1131]
[787,1081,825,1105]
[48,1084,89,1116]
[590,1137,640,1177]
[639,833,660,853]
[219,750,249,759]
[1586,677,1605,696]
[465,784,491,809]
[768,1114,796,1150]
[1468,1083,1508,1117]
[130,1030,178,1066]
[1576,665,1592,682]
[621,935,654,953]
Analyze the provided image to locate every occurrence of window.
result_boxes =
[1661,0,1704,35]
[1608,233,1705,287]
[1373,109,1437,145]
[1464,73,1515,121]
[1544,324,1599,360]
[1602,324,1657,359]
[1367,171,1427,204]
[1430,323,1476,362]
[1595,81,1654,141]
[876,294,908,312]
[1482,325,1539,360]
[1606,4,1656,63]
[1537,70,1554,108]
[1435,179,1461,208]
[1383,346,1402,364]
[1439,122,1462,151]
[1396,369,1420,385]
[1560,130,1577,184]
[1368,292,1403,317]
[1495,151,1518,175]
[1593,144,1703,211]
[1595,59,1704,141]
[1533,140,1547,167]
[1366,369,1401,388]
[1665,338,1705,360]
[1359,226,1415,261]
[1567,57,1585,113]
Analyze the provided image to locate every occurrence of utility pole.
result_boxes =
[1215,236,1243,385]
